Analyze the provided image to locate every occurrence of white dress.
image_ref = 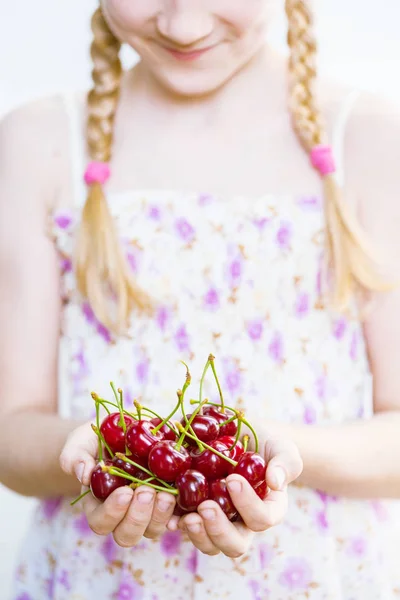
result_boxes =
[12,92,400,600]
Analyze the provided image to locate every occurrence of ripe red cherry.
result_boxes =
[203,406,238,437]
[125,420,164,459]
[181,414,219,444]
[112,455,140,478]
[234,452,266,487]
[100,413,135,454]
[176,470,209,512]
[254,480,268,500]
[150,417,177,441]
[218,436,244,475]
[90,461,127,501]
[209,479,238,521]
[135,470,158,486]
[173,504,189,517]
[190,440,231,479]
[148,440,192,482]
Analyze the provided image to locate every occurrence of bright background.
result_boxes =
[0,1,399,598]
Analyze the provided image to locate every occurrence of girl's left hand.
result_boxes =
[169,437,303,558]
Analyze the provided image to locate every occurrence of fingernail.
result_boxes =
[187,523,201,533]
[117,493,133,507]
[227,480,242,493]
[138,492,153,505]
[200,508,216,521]
[271,467,286,490]
[158,500,172,513]
[75,463,84,484]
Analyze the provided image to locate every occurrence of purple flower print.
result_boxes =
[229,258,242,285]
[224,364,242,395]
[350,331,359,361]
[82,302,96,325]
[347,536,367,557]
[16,593,33,600]
[117,581,144,600]
[136,357,149,384]
[248,580,262,600]
[297,196,322,211]
[82,302,112,344]
[268,332,284,363]
[126,250,138,273]
[315,510,329,532]
[278,557,313,591]
[204,287,220,310]
[156,305,170,331]
[295,293,309,318]
[97,323,112,344]
[371,500,388,522]
[175,218,195,243]
[198,193,214,206]
[333,318,347,340]
[316,490,338,505]
[247,319,264,341]
[160,531,181,557]
[41,497,62,520]
[276,221,293,250]
[54,212,72,229]
[315,374,327,402]
[101,535,119,564]
[186,549,198,574]
[148,205,161,220]
[259,543,274,569]
[59,570,71,591]
[175,325,190,352]
[253,217,270,230]
[73,513,92,536]
[60,257,72,274]
[303,405,316,424]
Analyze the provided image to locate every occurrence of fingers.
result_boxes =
[166,514,180,531]
[180,513,220,556]
[264,437,303,491]
[83,485,134,536]
[113,487,156,547]
[196,501,252,558]
[143,492,176,540]
[60,421,98,486]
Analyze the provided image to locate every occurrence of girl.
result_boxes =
[1,1,400,599]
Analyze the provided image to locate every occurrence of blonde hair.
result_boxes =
[76,3,385,332]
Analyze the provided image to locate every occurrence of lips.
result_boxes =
[163,46,214,61]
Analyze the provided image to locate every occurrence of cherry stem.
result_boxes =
[151,393,182,435]
[115,453,174,489]
[94,399,103,462]
[240,418,259,454]
[177,424,237,466]
[70,489,91,507]
[230,418,243,451]
[91,424,114,459]
[175,398,208,452]
[179,391,204,452]
[134,400,142,420]
[243,435,250,452]
[140,406,179,436]
[110,382,127,434]
[199,357,212,409]
[105,466,178,495]
[218,412,239,427]
[209,354,225,412]
[91,396,111,415]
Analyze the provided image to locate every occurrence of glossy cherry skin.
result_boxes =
[150,417,177,441]
[148,440,192,482]
[203,406,238,437]
[254,480,268,500]
[190,440,231,479]
[125,420,164,459]
[181,414,219,444]
[112,455,140,479]
[209,479,238,521]
[234,452,267,487]
[173,504,189,517]
[218,436,245,475]
[100,413,135,454]
[90,461,127,501]
[176,470,209,512]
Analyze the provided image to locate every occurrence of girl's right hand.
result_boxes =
[60,422,177,547]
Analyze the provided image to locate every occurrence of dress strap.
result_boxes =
[332,90,361,187]
[62,92,87,208]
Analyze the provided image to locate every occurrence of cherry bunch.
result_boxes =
[72,355,268,521]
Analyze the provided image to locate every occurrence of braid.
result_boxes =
[75,8,150,333]
[285,0,387,310]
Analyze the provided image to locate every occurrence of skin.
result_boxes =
[1,0,400,558]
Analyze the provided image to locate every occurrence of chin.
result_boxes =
[151,67,235,99]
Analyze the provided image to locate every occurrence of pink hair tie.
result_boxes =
[84,161,111,186]
[310,145,336,176]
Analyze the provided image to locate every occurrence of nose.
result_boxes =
[157,6,214,48]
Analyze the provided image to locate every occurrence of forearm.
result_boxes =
[0,411,83,498]
[267,412,400,499]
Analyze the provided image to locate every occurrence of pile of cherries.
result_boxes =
[73,355,268,521]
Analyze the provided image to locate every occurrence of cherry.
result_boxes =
[173,504,189,517]
[112,455,140,478]
[150,417,177,441]
[234,452,266,487]
[209,479,238,521]
[100,413,135,454]
[181,414,219,444]
[90,461,127,501]
[203,406,238,437]
[134,470,158,486]
[218,436,244,475]
[190,440,231,479]
[125,420,164,459]
[148,440,192,482]
[176,470,209,512]
[254,480,268,500]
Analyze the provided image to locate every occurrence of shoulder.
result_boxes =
[0,94,84,211]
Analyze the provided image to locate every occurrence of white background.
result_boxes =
[0,1,399,598]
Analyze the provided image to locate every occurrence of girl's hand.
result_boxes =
[172,437,303,558]
[59,422,176,547]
